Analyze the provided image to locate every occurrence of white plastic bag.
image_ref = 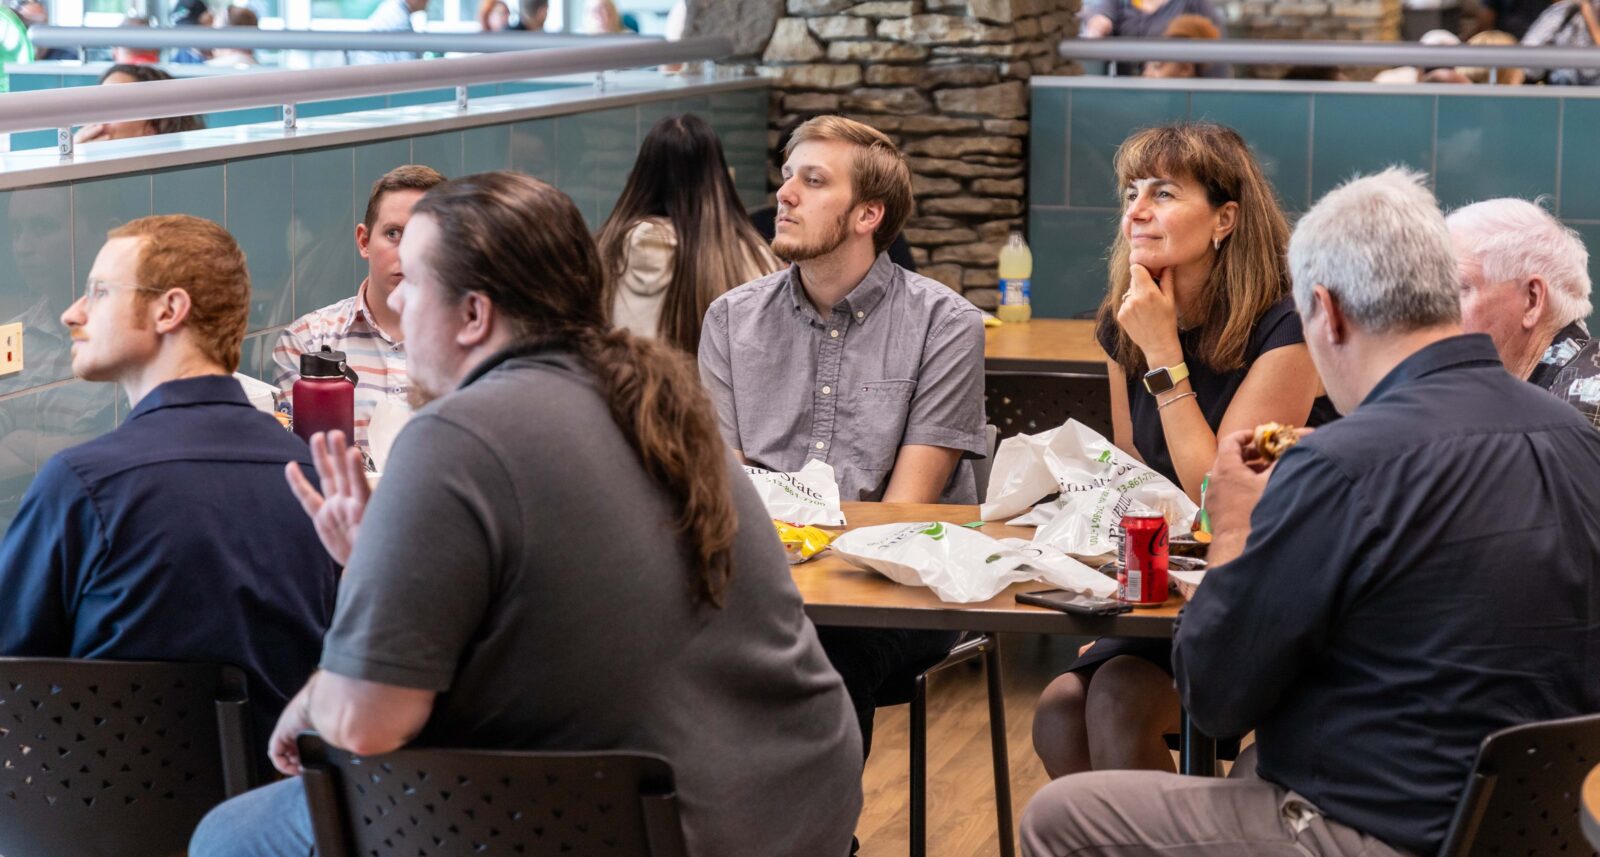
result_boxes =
[980,420,1197,557]
[829,521,1115,603]
[743,459,845,526]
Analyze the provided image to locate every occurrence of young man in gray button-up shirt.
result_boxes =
[699,116,986,781]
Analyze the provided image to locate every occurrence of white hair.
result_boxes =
[1445,197,1592,326]
[1289,168,1461,333]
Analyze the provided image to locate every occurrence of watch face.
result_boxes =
[1144,367,1174,395]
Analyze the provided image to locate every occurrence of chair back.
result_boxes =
[984,371,1112,440]
[1437,712,1600,857]
[0,658,254,857]
[298,734,688,857]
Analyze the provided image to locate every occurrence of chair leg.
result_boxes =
[984,638,1016,857]
[910,673,928,857]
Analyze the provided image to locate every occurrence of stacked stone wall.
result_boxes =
[1224,0,1401,46]
[761,0,1079,305]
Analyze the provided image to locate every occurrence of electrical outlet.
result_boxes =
[0,323,22,377]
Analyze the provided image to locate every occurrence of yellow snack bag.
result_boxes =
[774,520,834,564]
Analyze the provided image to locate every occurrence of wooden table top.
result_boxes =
[793,501,1183,637]
[1583,764,1600,850]
[983,318,1108,374]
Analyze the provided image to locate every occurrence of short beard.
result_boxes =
[407,383,440,410]
[771,212,851,263]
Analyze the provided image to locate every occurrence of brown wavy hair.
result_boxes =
[411,171,738,606]
[98,65,207,136]
[1096,123,1292,376]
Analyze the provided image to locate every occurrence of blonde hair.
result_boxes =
[1097,123,1293,376]
[784,115,913,255]
[1459,30,1523,84]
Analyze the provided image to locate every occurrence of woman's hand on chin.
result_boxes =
[1118,263,1183,366]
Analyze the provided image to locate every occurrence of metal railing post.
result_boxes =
[57,128,73,159]
[283,103,297,132]
[455,84,469,111]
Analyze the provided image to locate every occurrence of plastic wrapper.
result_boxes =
[774,520,834,564]
[979,420,1197,557]
[743,459,845,526]
[830,521,1116,603]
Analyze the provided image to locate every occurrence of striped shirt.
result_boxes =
[272,281,409,452]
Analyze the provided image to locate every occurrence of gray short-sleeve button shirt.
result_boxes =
[699,253,986,503]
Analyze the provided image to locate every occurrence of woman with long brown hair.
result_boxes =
[596,113,780,354]
[74,65,206,144]
[1032,123,1332,778]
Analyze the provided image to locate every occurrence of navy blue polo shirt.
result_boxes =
[0,375,338,758]
[1174,334,1600,856]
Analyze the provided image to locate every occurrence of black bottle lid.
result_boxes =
[299,346,359,383]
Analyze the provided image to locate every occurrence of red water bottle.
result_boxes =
[292,346,357,444]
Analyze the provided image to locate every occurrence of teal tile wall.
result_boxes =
[0,86,770,533]
[0,184,77,396]
[1310,94,1434,199]
[1031,83,1600,319]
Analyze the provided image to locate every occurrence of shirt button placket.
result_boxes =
[811,312,846,461]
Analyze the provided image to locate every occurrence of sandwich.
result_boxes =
[1253,422,1300,463]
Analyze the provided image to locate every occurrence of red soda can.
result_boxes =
[1118,513,1170,606]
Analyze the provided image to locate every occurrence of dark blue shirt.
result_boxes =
[1174,334,1600,856]
[0,376,338,759]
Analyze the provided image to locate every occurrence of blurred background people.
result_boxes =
[508,0,547,30]
[1080,0,1226,49]
[113,14,161,64]
[477,0,510,30]
[170,0,213,64]
[1373,28,1461,82]
[206,5,260,66]
[1141,13,1221,78]
[75,65,206,144]
[1458,29,1526,82]
[0,2,31,87]
[597,114,780,353]
[1521,0,1600,85]
[350,0,428,64]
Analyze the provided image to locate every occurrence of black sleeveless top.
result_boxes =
[1097,296,1339,486]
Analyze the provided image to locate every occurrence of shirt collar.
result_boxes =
[127,374,252,422]
[1362,333,1505,406]
[786,252,896,325]
[341,279,398,344]
[457,338,572,390]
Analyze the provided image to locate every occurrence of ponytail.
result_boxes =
[577,327,738,607]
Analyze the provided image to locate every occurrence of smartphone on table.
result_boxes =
[1015,588,1132,616]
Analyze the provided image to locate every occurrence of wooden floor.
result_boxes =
[854,632,1089,857]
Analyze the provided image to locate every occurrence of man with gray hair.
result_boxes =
[1447,198,1600,426]
[1019,168,1600,857]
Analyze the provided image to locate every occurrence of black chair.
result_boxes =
[298,734,688,857]
[985,371,1113,441]
[0,658,255,857]
[878,633,1014,857]
[1437,712,1600,857]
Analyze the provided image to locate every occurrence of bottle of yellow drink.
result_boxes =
[996,231,1033,323]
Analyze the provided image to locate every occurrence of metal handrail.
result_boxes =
[27,24,646,53]
[0,37,730,152]
[1059,37,1600,70]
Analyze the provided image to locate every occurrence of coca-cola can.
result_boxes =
[1118,513,1170,606]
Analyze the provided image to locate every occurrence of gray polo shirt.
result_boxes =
[699,253,986,503]
[320,345,863,857]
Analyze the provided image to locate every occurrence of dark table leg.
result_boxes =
[1178,709,1217,777]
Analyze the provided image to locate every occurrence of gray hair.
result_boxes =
[1289,168,1461,333]
[1445,197,1592,326]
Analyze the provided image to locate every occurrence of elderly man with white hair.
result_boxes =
[1019,168,1600,857]
[1447,198,1600,426]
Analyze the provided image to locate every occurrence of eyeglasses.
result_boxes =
[80,279,165,312]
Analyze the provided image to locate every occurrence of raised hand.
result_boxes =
[285,430,369,566]
[1117,263,1182,366]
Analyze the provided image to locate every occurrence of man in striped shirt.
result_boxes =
[273,164,445,458]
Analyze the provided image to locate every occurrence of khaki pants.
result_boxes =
[1020,770,1416,857]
